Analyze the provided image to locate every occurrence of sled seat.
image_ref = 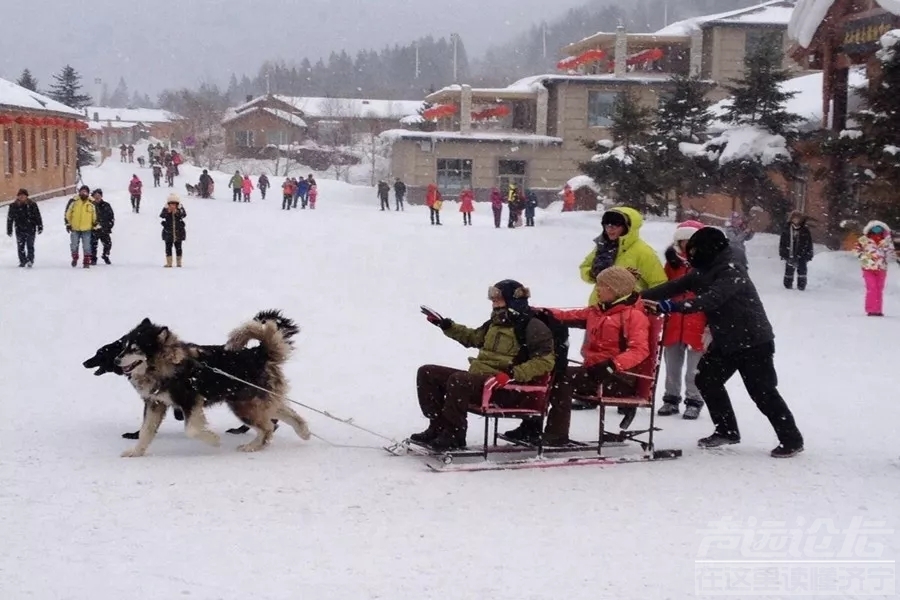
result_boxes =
[572,315,666,456]
[467,374,553,460]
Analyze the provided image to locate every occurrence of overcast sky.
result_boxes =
[2,0,589,99]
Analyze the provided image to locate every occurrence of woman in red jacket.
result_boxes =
[426,183,442,226]
[459,189,474,226]
[658,220,707,419]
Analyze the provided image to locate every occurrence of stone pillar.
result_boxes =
[460,85,472,133]
[690,30,703,77]
[614,26,627,78]
[535,86,549,136]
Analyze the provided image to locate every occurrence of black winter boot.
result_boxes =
[658,395,680,416]
[771,443,804,458]
[698,432,740,448]
[430,427,467,451]
[409,420,442,444]
[503,419,542,444]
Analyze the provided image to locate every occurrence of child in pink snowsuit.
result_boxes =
[241,176,254,202]
[855,220,896,316]
[308,185,317,209]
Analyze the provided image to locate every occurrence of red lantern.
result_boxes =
[0,114,13,125]
[422,104,457,120]
[627,48,664,66]
[76,121,89,131]
[557,48,607,71]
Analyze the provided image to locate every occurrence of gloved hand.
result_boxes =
[488,371,511,388]
[654,299,677,314]
[588,360,616,378]
[37,228,42,235]
[65,226,72,233]
[664,246,683,269]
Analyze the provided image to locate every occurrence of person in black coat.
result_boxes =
[393,177,406,211]
[6,188,43,267]
[160,194,187,268]
[643,227,804,458]
[779,211,814,290]
[377,180,391,211]
[89,189,115,265]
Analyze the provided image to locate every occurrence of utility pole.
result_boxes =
[542,23,548,60]
[265,71,271,95]
[415,41,420,79]
[452,33,459,82]
[664,0,669,27]
[94,77,102,106]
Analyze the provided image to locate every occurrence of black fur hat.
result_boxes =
[488,280,531,315]
[686,227,729,271]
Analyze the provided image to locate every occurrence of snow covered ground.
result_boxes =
[1,149,899,599]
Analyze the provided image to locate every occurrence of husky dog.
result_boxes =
[185,183,198,196]
[137,157,146,168]
[102,310,310,457]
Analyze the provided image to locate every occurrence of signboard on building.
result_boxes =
[841,11,900,55]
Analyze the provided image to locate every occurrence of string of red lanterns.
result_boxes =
[0,114,88,129]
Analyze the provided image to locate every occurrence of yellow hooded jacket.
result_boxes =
[579,206,667,305]
[65,197,97,232]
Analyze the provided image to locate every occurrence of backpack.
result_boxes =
[512,311,570,377]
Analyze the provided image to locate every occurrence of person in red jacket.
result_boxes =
[527,266,651,445]
[128,175,143,214]
[658,221,707,419]
[459,189,474,226]
[426,183,442,226]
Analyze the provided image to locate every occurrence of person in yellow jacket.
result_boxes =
[579,206,667,305]
[65,185,98,268]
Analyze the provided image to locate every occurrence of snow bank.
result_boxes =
[591,145,637,164]
[566,175,600,192]
[0,77,84,116]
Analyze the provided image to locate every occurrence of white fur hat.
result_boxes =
[673,220,704,243]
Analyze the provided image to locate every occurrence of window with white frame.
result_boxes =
[498,159,527,195]
[234,130,254,148]
[436,158,473,198]
[268,130,291,146]
[587,91,620,127]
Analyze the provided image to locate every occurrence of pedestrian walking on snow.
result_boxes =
[129,175,143,213]
[308,184,318,209]
[6,188,42,268]
[377,180,391,211]
[152,164,162,188]
[426,183,442,226]
[258,174,270,200]
[490,188,503,228]
[855,220,897,316]
[524,190,538,227]
[241,175,254,202]
[65,185,97,268]
[230,171,243,203]
[459,189,474,225]
[394,177,406,211]
[160,194,186,268]
[89,189,114,265]
[780,211,814,290]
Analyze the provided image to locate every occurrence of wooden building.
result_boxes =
[0,78,86,204]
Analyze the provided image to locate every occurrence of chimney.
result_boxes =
[246,95,253,103]
[93,112,99,122]
[614,26,627,78]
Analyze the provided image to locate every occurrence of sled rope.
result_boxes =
[199,363,399,445]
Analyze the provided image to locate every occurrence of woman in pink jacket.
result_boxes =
[459,189,474,226]
[490,188,503,229]
[855,220,896,316]
[241,176,254,202]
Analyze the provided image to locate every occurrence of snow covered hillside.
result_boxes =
[1,152,898,599]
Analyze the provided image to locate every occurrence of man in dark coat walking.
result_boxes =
[6,188,43,267]
[90,189,115,264]
[393,177,406,211]
[377,180,391,211]
[779,211,814,290]
[643,227,804,458]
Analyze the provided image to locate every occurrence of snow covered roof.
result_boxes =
[656,0,795,36]
[0,77,85,117]
[681,126,790,165]
[788,0,900,48]
[262,108,307,128]
[709,69,867,130]
[265,96,421,120]
[379,129,563,146]
[84,106,179,124]
[428,73,680,102]
[566,175,601,193]
[88,121,137,130]
[221,106,307,128]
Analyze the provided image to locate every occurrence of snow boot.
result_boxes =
[503,419,542,444]
[164,256,173,268]
[71,253,78,267]
[657,395,680,416]
[102,255,111,265]
[698,432,740,448]
[683,399,704,420]
[82,255,92,269]
[771,443,804,458]
[176,256,183,268]
[572,398,597,410]
[409,420,442,444]
[430,427,466,451]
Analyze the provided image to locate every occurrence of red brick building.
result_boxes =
[1,77,86,203]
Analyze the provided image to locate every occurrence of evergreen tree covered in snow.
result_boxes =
[650,74,713,219]
[16,69,38,92]
[579,92,662,213]
[687,44,801,223]
[829,30,900,226]
[47,65,94,167]
[107,77,130,108]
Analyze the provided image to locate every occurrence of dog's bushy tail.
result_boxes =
[225,310,298,363]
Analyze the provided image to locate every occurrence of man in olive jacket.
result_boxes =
[413,280,555,450]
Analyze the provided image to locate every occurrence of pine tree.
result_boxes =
[579,92,662,213]
[108,77,130,108]
[16,69,38,92]
[46,65,94,167]
[651,75,713,219]
[692,44,802,223]
[830,33,900,226]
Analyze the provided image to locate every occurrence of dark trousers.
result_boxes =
[396,195,404,210]
[232,188,241,202]
[15,231,35,265]
[695,342,803,447]
[462,212,472,225]
[525,209,535,227]
[380,196,390,211]
[542,365,611,438]
[492,206,502,228]
[508,209,517,228]
[282,195,292,210]
[131,195,141,213]
[164,240,183,257]
[295,192,306,209]
[153,175,160,187]
[429,207,441,225]
[417,365,522,434]
[90,231,112,261]
[260,187,267,199]
[783,260,808,290]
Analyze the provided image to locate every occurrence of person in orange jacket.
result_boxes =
[658,220,707,419]
[282,178,295,211]
[426,183,442,226]
[562,184,576,212]
[459,189,474,226]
